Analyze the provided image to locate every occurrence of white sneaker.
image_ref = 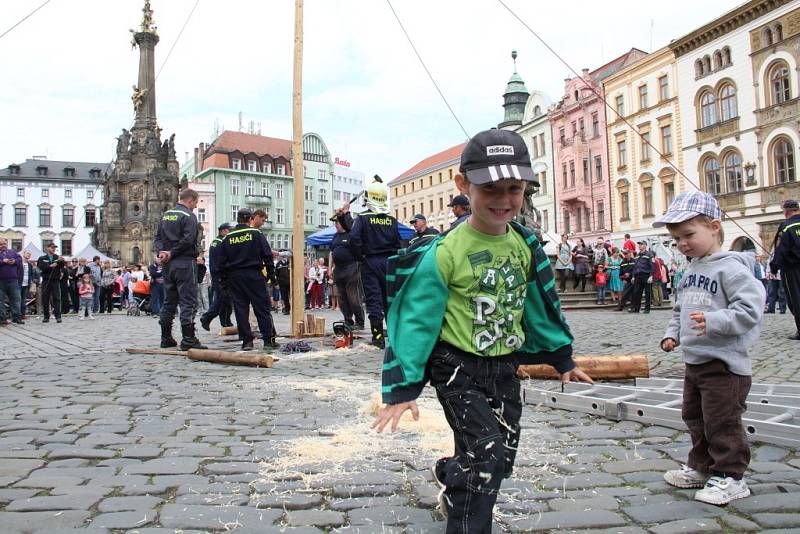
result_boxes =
[664,465,710,488]
[431,461,448,519]
[89,314,95,320]
[694,476,750,505]
[78,316,83,321]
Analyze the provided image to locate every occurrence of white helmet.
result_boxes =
[366,176,389,214]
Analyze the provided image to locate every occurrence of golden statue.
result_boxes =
[131,85,149,112]
[140,1,156,34]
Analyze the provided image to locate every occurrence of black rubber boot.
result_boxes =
[160,321,178,348]
[370,320,385,349]
[180,323,207,350]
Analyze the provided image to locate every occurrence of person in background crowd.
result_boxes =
[100,260,116,313]
[607,247,623,304]
[275,251,291,315]
[770,199,800,340]
[623,233,637,253]
[89,256,103,313]
[555,234,573,293]
[572,238,591,292]
[630,241,654,314]
[448,194,471,229]
[615,249,636,311]
[652,255,665,307]
[68,258,81,314]
[77,272,95,320]
[121,267,131,308]
[595,264,608,305]
[307,257,326,310]
[60,257,73,315]
[149,258,165,316]
[195,256,208,314]
[37,242,64,323]
[671,260,685,303]
[19,250,37,319]
[0,238,23,325]
[592,237,609,270]
[128,265,145,309]
[409,213,440,244]
[754,253,767,293]
[200,222,234,331]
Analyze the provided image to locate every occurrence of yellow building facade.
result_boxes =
[389,143,466,232]
[603,47,687,243]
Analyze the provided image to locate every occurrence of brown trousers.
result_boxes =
[683,359,751,479]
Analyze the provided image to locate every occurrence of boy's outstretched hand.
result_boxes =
[661,338,677,352]
[560,367,594,384]
[372,400,419,433]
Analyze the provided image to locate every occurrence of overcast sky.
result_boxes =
[1,0,741,181]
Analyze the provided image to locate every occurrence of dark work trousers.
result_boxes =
[41,280,62,320]
[428,343,522,534]
[629,274,652,312]
[0,279,21,322]
[782,268,800,335]
[201,278,233,327]
[615,280,634,310]
[683,360,751,479]
[360,254,390,324]
[556,268,571,292]
[279,281,290,313]
[228,269,275,344]
[159,260,197,327]
[101,285,115,313]
[766,278,787,313]
[335,265,364,327]
[149,283,163,315]
[61,279,72,314]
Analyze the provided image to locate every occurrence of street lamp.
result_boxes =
[744,161,757,186]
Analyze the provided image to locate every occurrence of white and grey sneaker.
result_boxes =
[663,465,710,488]
[431,461,449,519]
[694,476,750,505]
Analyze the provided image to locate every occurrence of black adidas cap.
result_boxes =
[459,129,538,186]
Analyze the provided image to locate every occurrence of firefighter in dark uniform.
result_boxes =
[200,222,234,331]
[408,213,440,244]
[331,205,365,330]
[771,199,800,340]
[153,188,206,350]
[349,176,401,348]
[217,208,278,351]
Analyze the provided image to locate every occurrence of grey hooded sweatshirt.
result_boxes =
[663,251,765,376]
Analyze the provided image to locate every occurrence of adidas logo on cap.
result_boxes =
[486,145,514,156]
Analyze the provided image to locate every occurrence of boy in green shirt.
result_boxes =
[373,129,591,533]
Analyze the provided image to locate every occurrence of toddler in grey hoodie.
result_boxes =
[654,191,764,506]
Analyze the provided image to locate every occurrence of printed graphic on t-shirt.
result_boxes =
[679,272,718,308]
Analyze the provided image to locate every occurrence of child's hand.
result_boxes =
[560,367,594,384]
[372,400,419,433]
[689,312,706,336]
[661,338,677,352]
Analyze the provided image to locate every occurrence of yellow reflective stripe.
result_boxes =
[164,209,188,217]
[782,222,800,233]
[225,228,257,237]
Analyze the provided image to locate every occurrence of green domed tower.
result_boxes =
[499,50,530,130]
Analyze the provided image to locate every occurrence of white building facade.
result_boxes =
[0,159,107,256]
[669,0,799,252]
[331,158,367,215]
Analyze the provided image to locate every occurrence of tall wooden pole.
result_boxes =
[290,0,305,336]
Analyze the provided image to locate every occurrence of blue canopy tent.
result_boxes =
[306,223,416,246]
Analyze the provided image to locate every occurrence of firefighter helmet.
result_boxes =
[365,177,389,213]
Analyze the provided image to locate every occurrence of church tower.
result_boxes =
[499,50,530,130]
[96,0,180,265]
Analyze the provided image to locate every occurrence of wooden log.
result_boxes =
[219,326,238,336]
[314,317,325,335]
[186,349,274,368]
[306,313,314,333]
[517,354,649,380]
[296,321,306,336]
[126,348,187,356]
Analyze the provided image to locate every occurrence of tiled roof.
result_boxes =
[590,48,648,82]
[390,142,466,186]
[203,131,292,168]
[0,159,109,180]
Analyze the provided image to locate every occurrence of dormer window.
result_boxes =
[36,166,48,177]
[89,168,101,179]
[9,164,20,176]
[63,167,75,178]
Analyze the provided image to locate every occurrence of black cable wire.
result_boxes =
[497,0,768,252]
[385,0,470,140]
[155,0,201,81]
[0,0,53,42]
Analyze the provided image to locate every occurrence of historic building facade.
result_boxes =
[301,132,335,231]
[670,0,797,252]
[550,49,648,242]
[96,1,181,265]
[604,47,685,243]
[332,158,367,215]
[389,143,466,232]
[0,159,106,255]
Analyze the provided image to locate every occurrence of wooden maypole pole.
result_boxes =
[290,0,305,336]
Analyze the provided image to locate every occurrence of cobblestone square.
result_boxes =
[1,309,798,533]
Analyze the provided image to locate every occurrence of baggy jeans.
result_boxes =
[428,343,522,534]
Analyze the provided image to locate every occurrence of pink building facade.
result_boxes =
[551,49,647,241]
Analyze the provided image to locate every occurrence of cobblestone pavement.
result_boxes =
[0,309,798,533]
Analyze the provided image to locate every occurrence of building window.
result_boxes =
[722,46,732,66]
[304,209,313,225]
[703,55,711,73]
[277,164,286,175]
[719,84,737,121]
[318,169,326,180]
[231,179,240,196]
[713,51,723,70]
[17,187,24,197]
[724,152,743,193]
[592,112,599,137]
[62,207,74,227]
[775,23,783,41]
[664,182,675,207]
[539,172,548,193]
[36,166,48,177]
[261,181,269,196]
[15,207,26,226]
[319,188,327,203]
[642,186,653,216]
[617,140,627,167]
[543,209,549,232]
[594,156,602,183]
[277,208,285,224]
[319,212,328,226]
[620,191,630,220]
[39,207,51,227]
[661,125,672,155]
[639,85,648,110]
[247,160,257,172]
[275,183,284,199]
[774,138,796,184]
[9,165,20,176]
[579,118,585,137]
[659,75,669,101]
[263,162,272,173]
[582,158,589,185]
[65,189,72,199]
[571,121,577,136]
[695,59,704,78]
[85,209,96,226]
[559,127,566,145]
[563,210,571,234]
[197,208,206,223]
[576,206,582,232]
[770,62,791,105]
[597,201,605,229]
[700,91,717,127]
[641,132,651,161]
[231,158,242,170]
[616,95,625,117]
[764,27,774,46]
[429,199,434,212]
[41,188,48,198]
[569,161,575,187]
[61,239,72,256]
[231,204,239,221]
[304,185,313,201]
[245,180,255,196]
[87,190,94,200]
[11,239,22,251]
[539,133,546,156]
[584,207,591,231]
[704,157,722,195]
[562,163,568,188]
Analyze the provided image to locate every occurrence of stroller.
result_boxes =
[127,279,152,316]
